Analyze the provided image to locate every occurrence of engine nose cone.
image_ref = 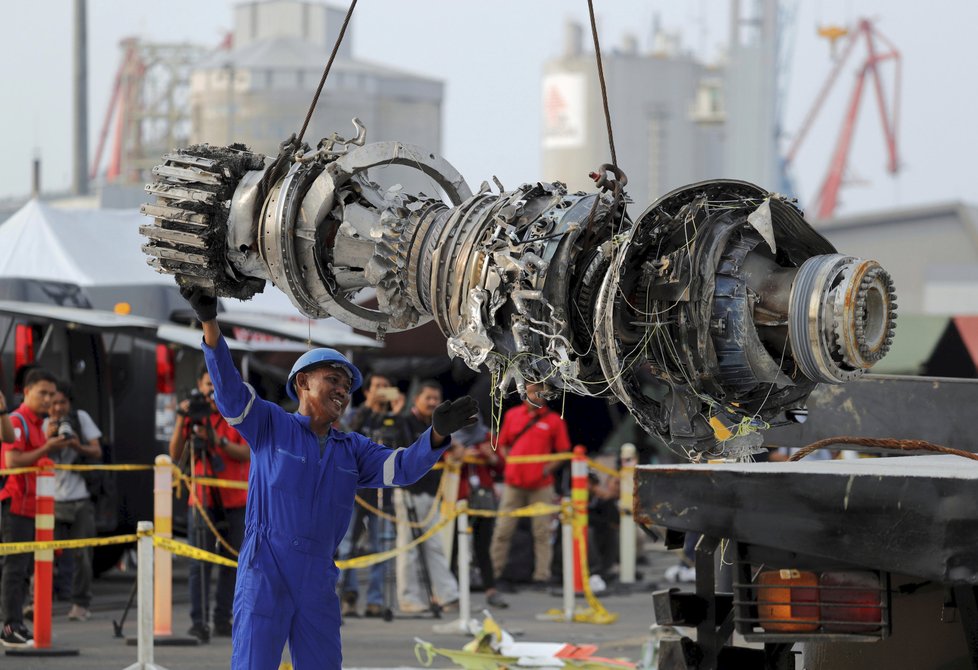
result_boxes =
[788,254,897,383]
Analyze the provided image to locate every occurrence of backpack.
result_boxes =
[0,412,30,492]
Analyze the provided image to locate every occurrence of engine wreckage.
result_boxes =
[140,123,896,454]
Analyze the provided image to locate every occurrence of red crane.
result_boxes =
[785,18,901,219]
[90,38,144,183]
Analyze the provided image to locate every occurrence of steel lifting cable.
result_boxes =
[296,0,359,147]
[581,0,628,246]
[586,0,618,167]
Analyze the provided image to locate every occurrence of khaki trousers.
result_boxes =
[489,484,555,583]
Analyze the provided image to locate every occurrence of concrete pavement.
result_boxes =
[5,544,679,669]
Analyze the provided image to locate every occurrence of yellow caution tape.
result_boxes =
[504,452,574,465]
[182,475,249,490]
[353,470,450,527]
[172,470,241,557]
[467,501,561,519]
[337,512,454,570]
[152,535,239,568]
[0,466,43,476]
[57,464,153,472]
[541,499,618,625]
[0,534,138,556]
[586,459,621,479]
[0,463,153,476]
[571,515,618,624]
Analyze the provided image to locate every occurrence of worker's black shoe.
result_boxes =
[364,603,384,618]
[341,591,359,618]
[213,621,233,637]
[495,580,517,594]
[0,623,33,648]
[188,622,211,643]
[486,591,509,609]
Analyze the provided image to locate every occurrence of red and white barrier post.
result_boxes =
[34,458,55,648]
[570,445,589,593]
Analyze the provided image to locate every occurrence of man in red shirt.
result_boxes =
[0,368,70,647]
[169,363,249,641]
[489,382,571,588]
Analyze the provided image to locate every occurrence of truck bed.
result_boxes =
[635,454,978,584]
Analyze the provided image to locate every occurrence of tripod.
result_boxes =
[401,490,441,619]
[377,489,396,622]
[186,431,230,641]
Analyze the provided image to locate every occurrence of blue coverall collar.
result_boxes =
[292,411,335,439]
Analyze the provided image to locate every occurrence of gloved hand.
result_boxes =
[432,396,479,437]
[179,284,218,323]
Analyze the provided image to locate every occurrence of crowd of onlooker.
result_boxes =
[0,367,105,647]
[0,359,652,646]
[333,372,642,622]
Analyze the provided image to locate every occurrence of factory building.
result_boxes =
[541,22,726,211]
[541,1,781,213]
[189,0,443,192]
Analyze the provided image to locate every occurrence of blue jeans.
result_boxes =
[188,505,245,627]
[337,503,388,606]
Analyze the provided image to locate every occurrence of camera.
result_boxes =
[376,386,400,403]
[57,418,77,439]
[184,389,213,423]
[182,389,225,472]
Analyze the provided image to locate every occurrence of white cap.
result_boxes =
[620,442,637,460]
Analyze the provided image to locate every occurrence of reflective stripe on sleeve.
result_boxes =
[226,383,256,426]
[382,450,399,486]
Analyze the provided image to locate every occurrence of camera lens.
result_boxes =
[58,420,76,439]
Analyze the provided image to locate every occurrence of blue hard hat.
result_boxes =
[286,348,362,401]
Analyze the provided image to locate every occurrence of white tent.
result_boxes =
[0,199,353,326]
[0,199,184,319]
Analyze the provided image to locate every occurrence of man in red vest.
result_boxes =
[489,382,571,589]
[169,363,250,642]
[0,368,70,647]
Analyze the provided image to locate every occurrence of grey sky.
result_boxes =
[2,0,975,217]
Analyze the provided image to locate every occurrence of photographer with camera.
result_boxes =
[45,380,103,622]
[168,363,250,642]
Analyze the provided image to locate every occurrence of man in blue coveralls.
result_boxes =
[180,287,478,669]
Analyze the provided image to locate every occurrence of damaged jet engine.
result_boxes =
[140,126,896,453]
